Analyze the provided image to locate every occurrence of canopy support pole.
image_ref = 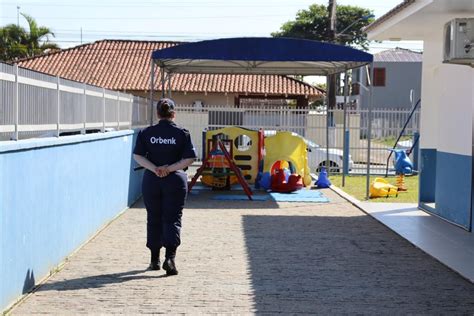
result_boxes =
[342,69,349,187]
[366,63,374,200]
[161,67,166,98]
[326,75,330,174]
[149,60,155,126]
[168,73,172,98]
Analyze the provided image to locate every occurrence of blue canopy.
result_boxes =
[152,37,373,75]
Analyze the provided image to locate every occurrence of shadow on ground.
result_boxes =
[33,269,166,292]
[243,215,474,314]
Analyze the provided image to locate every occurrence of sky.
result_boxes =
[0,0,423,54]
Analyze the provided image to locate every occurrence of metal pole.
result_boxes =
[325,75,330,173]
[149,61,154,126]
[116,91,120,130]
[14,64,19,140]
[82,82,86,134]
[342,70,349,186]
[56,75,60,137]
[366,63,374,200]
[161,68,166,98]
[102,87,105,132]
[129,96,133,129]
[168,73,172,98]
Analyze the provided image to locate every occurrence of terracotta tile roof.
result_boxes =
[364,0,416,33]
[375,47,422,62]
[18,39,322,97]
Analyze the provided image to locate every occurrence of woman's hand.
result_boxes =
[155,165,170,178]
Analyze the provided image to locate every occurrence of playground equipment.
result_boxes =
[270,168,304,193]
[202,127,264,187]
[315,167,331,188]
[263,131,312,187]
[188,136,253,200]
[392,149,413,191]
[369,178,399,198]
[385,99,421,177]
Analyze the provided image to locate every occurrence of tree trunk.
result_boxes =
[327,0,337,111]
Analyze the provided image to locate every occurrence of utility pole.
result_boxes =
[80,27,83,44]
[327,0,337,110]
[17,6,20,27]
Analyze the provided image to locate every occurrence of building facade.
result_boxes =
[366,0,474,232]
[351,48,422,110]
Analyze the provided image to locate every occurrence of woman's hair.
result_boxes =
[156,98,176,118]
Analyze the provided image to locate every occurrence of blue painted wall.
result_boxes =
[434,151,472,230]
[0,130,144,311]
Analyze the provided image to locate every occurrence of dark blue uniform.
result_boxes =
[134,120,197,253]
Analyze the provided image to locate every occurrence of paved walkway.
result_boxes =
[10,189,474,314]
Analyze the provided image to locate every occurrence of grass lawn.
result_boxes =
[330,174,419,203]
[372,135,412,148]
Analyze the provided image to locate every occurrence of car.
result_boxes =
[305,139,354,173]
[264,130,354,173]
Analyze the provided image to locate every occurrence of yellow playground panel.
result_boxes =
[264,131,312,186]
[203,126,263,185]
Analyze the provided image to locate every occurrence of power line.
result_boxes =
[3,2,315,8]
[1,14,291,20]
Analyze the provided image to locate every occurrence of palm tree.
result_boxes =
[0,13,59,62]
[21,13,59,57]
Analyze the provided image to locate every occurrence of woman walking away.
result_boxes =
[133,98,197,275]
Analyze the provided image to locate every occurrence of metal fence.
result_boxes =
[168,104,420,175]
[0,61,420,176]
[0,62,142,141]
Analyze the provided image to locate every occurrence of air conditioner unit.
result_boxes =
[443,18,474,66]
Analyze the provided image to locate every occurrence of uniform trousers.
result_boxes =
[142,170,187,254]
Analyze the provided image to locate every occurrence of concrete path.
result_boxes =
[10,190,474,315]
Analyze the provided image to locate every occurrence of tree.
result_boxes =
[272,4,374,50]
[0,13,59,62]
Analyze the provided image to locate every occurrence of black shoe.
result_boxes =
[148,260,160,271]
[162,258,178,275]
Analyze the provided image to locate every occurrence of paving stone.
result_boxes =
[10,189,474,315]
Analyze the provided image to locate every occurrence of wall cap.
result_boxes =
[0,130,135,153]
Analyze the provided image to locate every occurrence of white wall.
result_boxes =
[127,90,236,107]
[420,38,441,150]
[172,92,236,106]
[421,33,474,155]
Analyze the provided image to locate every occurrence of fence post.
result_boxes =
[56,75,60,137]
[82,82,86,134]
[13,64,19,140]
[116,91,120,130]
[102,87,106,133]
[136,97,139,127]
[129,97,132,129]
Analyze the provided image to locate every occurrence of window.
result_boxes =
[373,68,386,87]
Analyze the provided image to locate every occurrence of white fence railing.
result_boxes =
[0,61,420,175]
[0,62,148,140]
[171,104,420,174]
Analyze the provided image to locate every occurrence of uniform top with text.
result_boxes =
[134,120,197,167]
